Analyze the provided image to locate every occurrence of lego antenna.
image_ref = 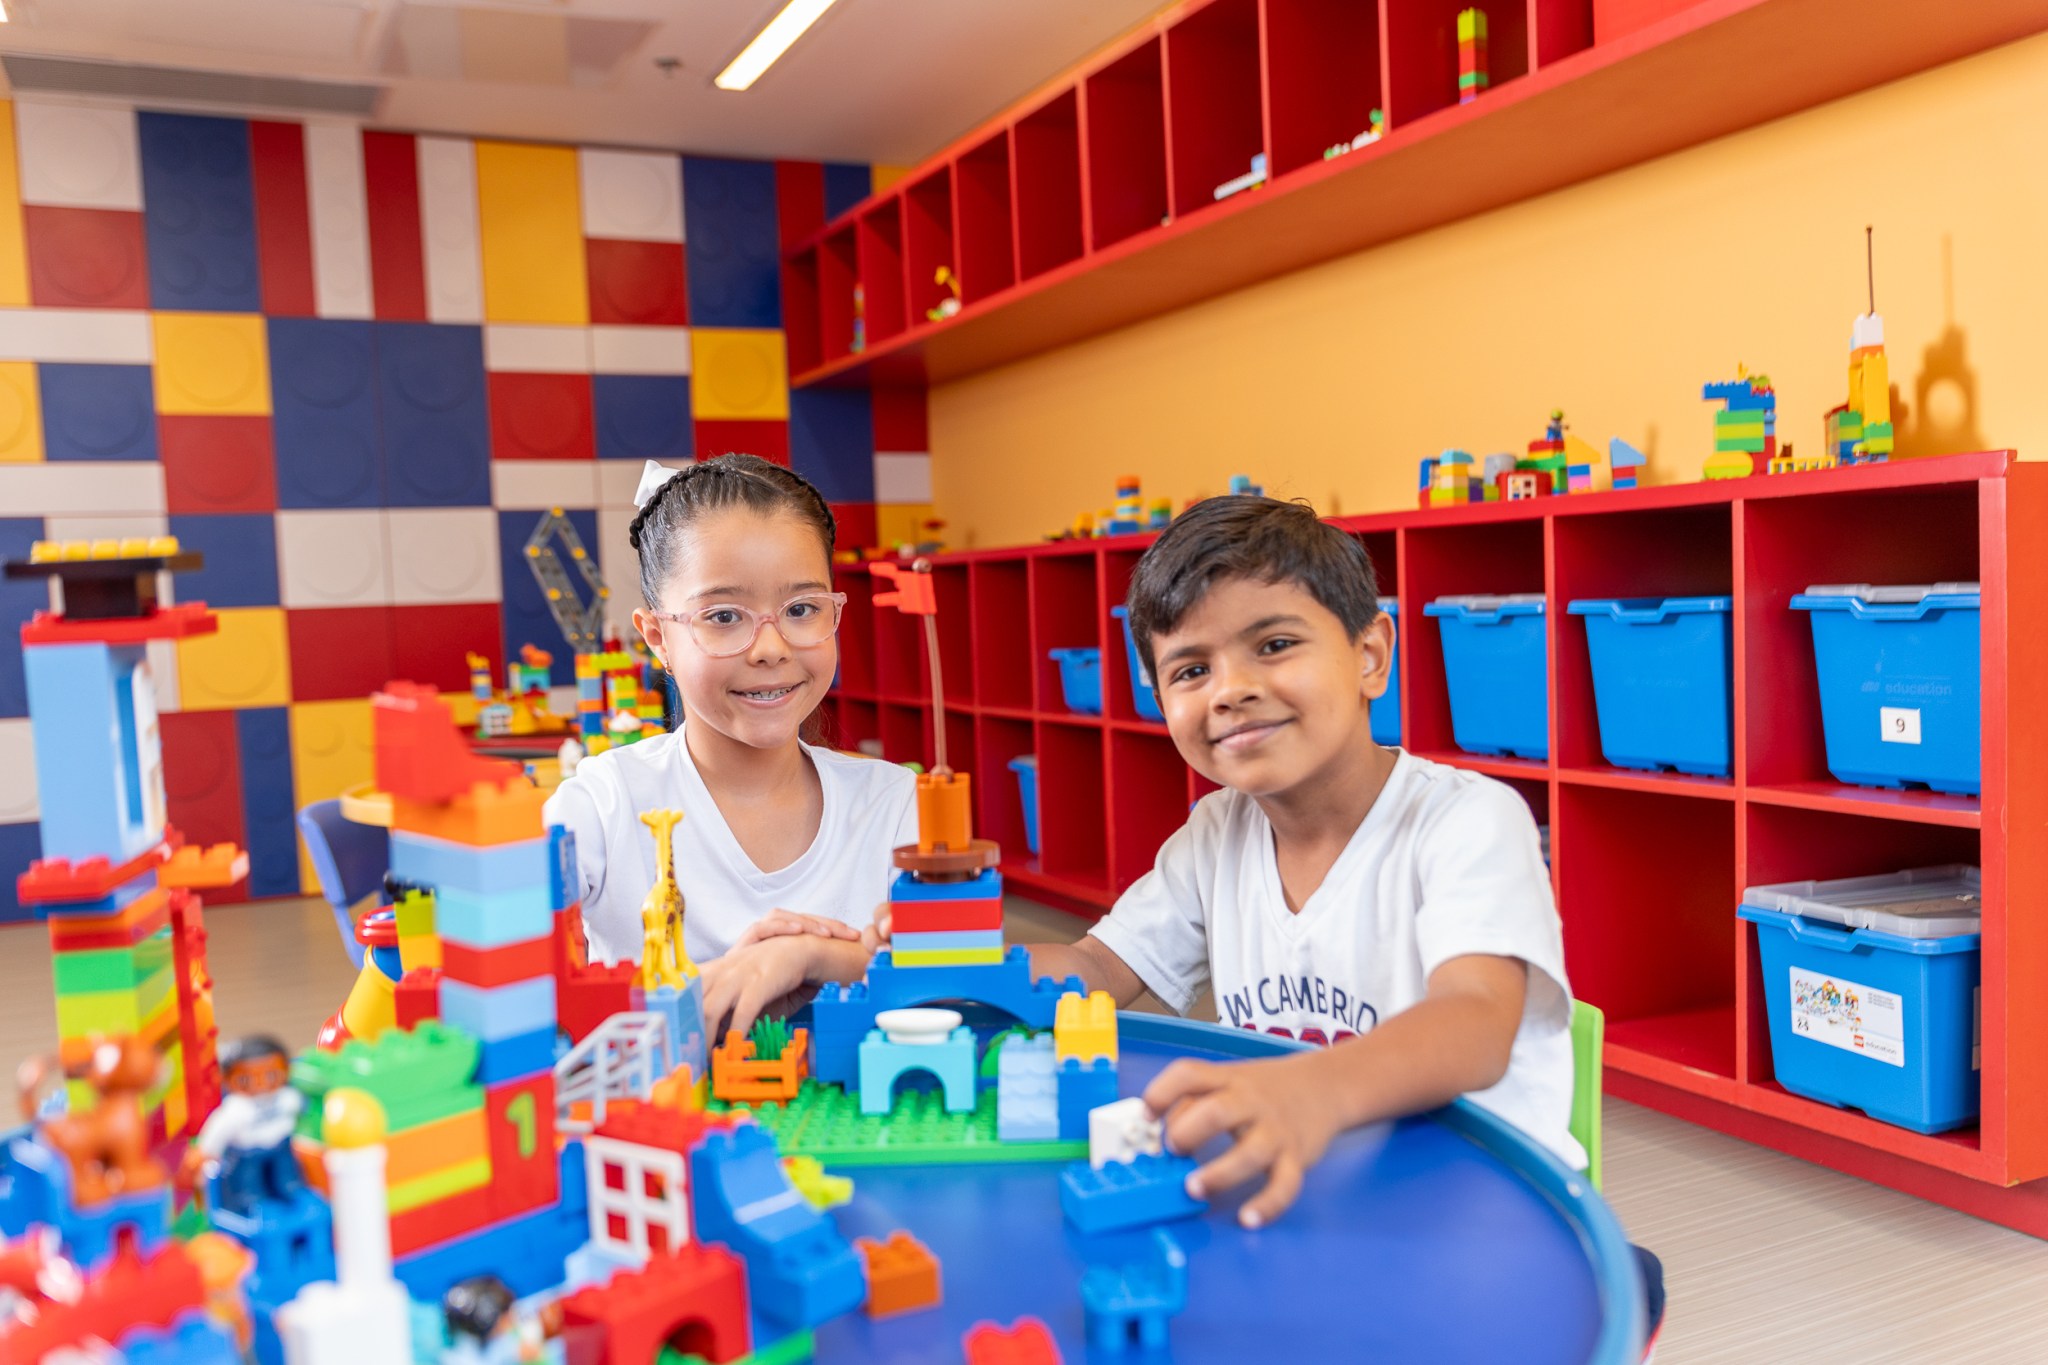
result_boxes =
[1866,225,1875,315]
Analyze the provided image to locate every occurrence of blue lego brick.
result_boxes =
[375,321,490,508]
[1082,1228,1187,1353]
[139,111,260,314]
[645,977,708,1085]
[433,883,555,948]
[0,1133,171,1266]
[167,513,281,608]
[116,1309,243,1365]
[440,975,557,1042]
[822,163,871,221]
[891,928,1005,954]
[270,318,382,508]
[593,374,693,461]
[24,641,165,864]
[809,947,1081,1088]
[472,1024,558,1085]
[0,823,42,925]
[888,868,1004,903]
[39,364,159,463]
[0,517,43,717]
[1058,1055,1118,1141]
[390,830,552,895]
[393,1155,588,1302]
[1058,1153,1206,1236]
[496,508,598,688]
[789,387,875,503]
[859,1024,976,1115]
[1609,437,1647,469]
[547,823,577,911]
[997,1033,1058,1142]
[41,874,162,919]
[212,1186,336,1304]
[236,707,300,898]
[683,156,782,328]
[689,1122,865,1327]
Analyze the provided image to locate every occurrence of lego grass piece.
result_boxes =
[708,1079,1087,1167]
[750,1015,792,1062]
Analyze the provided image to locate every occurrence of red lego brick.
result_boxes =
[47,896,171,950]
[16,843,168,905]
[890,897,1003,934]
[484,1072,558,1223]
[0,1227,204,1361]
[389,1184,496,1259]
[441,935,555,989]
[395,967,444,1029]
[559,1244,751,1365]
[168,889,220,1137]
[857,1230,941,1319]
[963,1317,1063,1365]
[591,1100,743,1157]
[371,682,522,803]
[559,966,641,1046]
[18,602,218,647]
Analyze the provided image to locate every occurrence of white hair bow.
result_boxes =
[632,459,692,509]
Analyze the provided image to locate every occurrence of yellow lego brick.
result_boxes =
[690,328,789,421]
[1054,989,1118,1064]
[875,503,936,548]
[476,141,588,325]
[0,361,42,462]
[177,607,292,711]
[892,947,1006,967]
[387,1154,491,1215]
[0,104,27,308]
[384,1107,487,1186]
[290,698,376,890]
[398,934,442,972]
[152,313,272,415]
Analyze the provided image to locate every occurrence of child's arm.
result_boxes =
[1025,939,1149,1009]
[1143,953,1526,1228]
[700,934,875,1044]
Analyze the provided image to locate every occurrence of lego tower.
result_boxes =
[1826,229,1894,466]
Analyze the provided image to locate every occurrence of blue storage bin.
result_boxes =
[1110,606,1164,722]
[1048,647,1103,715]
[1567,597,1732,776]
[1422,594,1548,759]
[1008,755,1041,855]
[1740,866,1981,1134]
[1790,583,1981,795]
[1371,599,1401,747]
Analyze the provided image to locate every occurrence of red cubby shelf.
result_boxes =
[903,168,956,325]
[817,226,859,366]
[826,452,2048,1234]
[786,0,2048,389]
[857,199,907,345]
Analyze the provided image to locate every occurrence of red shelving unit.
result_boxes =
[825,453,2048,1236]
[903,168,956,325]
[783,0,2048,388]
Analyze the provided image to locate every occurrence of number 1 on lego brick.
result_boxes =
[506,1090,536,1157]
[1880,706,1921,745]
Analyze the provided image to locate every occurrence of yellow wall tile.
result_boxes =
[290,698,374,891]
[0,361,42,461]
[0,103,29,308]
[176,607,292,711]
[152,313,272,416]
[868,166,903,195]
[876,504,937,546]
[476,141,588,325]
[690,328,788,420]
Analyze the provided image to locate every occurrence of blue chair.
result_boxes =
[295,800,389,970]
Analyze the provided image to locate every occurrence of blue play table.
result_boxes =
[809,1014,1645,1363]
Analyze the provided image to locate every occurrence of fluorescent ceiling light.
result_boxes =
[0,3,11,23]
[715,0,840,91]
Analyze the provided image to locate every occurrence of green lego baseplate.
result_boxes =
[291,1021,483,1138]
[662,1328,813,1365]
[707,1078,1087,1168]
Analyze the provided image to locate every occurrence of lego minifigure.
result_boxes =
[179,1036,305,1216]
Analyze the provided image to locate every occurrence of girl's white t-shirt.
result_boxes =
[1087,750,1584,1169]
[542,727,920,967]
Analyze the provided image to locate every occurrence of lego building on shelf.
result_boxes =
[1701,368,1776,479]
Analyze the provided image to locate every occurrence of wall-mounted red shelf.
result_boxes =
[824,451,2048,1237]
[781,0,2048,388]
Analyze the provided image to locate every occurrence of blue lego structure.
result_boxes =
[115,1309,243,1365]
[440,976,557,1042]
[888,867,1002,902]
[644,977,709,1090]
[1081,1229,1188,1352]
[393,1143,591,1303]
[0,1129,171,1267]
[1057,1056,1118,1141]
[472,1026,558,1085]
[546,824,578,911]
[858,1025,977,1116]
[1058,1153,1207,1236]
[389,831,553,896]
[210,1183,337,1307]
[687,1122,866,1327]
[810,947,1084,1088]
[996,1034,1058,1141]
[22,641,168,864]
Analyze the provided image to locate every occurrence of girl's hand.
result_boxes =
[699,936,820,1045]
[1141,1050,1346,1229]
[859,903,891,955]
[730,910,864,951]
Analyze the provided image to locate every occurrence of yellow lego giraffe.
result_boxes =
[638,809,696,989]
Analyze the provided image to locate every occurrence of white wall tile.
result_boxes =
[0,718,36,823]
[276,509,391,607]
[874,452,933,503]
[578,148,684,242]
[305,122,374,320]
[591,325,691,376]
[493,459,602,510]
[15,101,142,210]
[417,135,484,325]
[0,309,153,364]
[484,325,592,374]
[385,508,500,604]
[43,513,171,543]
[597,503,648,635]
[0,463,165,516]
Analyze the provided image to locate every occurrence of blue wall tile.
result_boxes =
[376,322,491,508]
[593,374,693,462]
[683,157,782,329]
[167,513,281,609]
[270,318,382,508]
[789,387,875,503]
[139,111,261,313]
[39,365,159,463]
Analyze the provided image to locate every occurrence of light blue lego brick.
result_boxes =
[24,641,165,864]
[1058,1056,1119,1141]
[390,831,552,895]
[890,928,1006,954]
[997,1033,1058,1141]
[888,868,1003,903]
[439,975,557,1042]
[1608,437,1647,468]
[646,978,708,1086]
[473,1025,558,1085]
[1059,1153,1206,1235]
[116,1309,242,1365]
[858,1025,977,1116]
[547,823,577,911]
[432,884,555,948]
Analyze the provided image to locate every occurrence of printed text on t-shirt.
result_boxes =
[1219,970,1378,1046]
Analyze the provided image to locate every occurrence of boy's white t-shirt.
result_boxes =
[1088,750,1584,1169]
[542,727,919,966]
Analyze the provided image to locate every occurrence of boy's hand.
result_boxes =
[730,910,863,950]
[1143,1050,1345,1229]
[860,903,891,955]
[699,936,816,1044]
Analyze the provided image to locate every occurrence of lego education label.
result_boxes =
[1789,968,1904,1067]
[1880,706,1923,745]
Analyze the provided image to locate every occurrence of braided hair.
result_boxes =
[628,453,838,613]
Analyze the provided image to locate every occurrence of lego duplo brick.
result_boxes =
[50,926,175,994]
[440,933,553,987]
[389,829,552,894]
[390,779,547,847]
[1053,990,1118,1065]
[1057,1057,1118,1141]
[890,896,1003,934]
[484,1070,558,1222]
[893,947,1008,968]
[290,1021,483,1134]
[433,883,555,948]
[888,868,1002,903]
[857,1230,941,1319]
[473,1025,557,1085]
[890,928,1004,955]
[1058,1152,1207,1236]
[388,1153,491,1215]
[439,975,556,1042]
[383,1105,489,1186]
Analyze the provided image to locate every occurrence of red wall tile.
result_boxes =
[250,120,317,317]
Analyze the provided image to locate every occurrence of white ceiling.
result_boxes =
[0,0,1167,163]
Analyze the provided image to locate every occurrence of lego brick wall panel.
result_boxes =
[775,160,825,248]
[304,121,373,320]
[688,328,787,421]
[151,313,271,416]
[0,716,34,824]
[476,141,588,326]
[41,511,168,544]
[417,135,484,326]
[871,384,929,452]
[167,512,282,609]
[386,507,501,604]
[24,206,149,309]
[159,415,277,513]
[874,452,933,504]
[692,418,786,465]
[0,360,43,462]
[289,698,375,866]
[249,120,316,317]
[876,503,936,547]
[0,104,33,308]
[496,506,596,686]
[177,605,293,710]
[376,320,492,508]
[592,374,692,463]
[491,458,601,511]
[363,130,428,322]
[484,324,592,375]
[0,821,41,924]
[0,462,166,517]
[590,325,690,377]
[487,372,595,462]
[0,516,41,715]
[276,507,392,608]
[15,101,142,210]
[822,163,872,222]
[268,317,382,508]
[0,308,154,365]
[38,364,159,463]
[234,705,299,898]
[585,239,687,327]
[829,501,877,556]
[594,504,644,630]
[789,387,875,503]
[159,709,246,852]
[578,149,683,243]
[391,601,504,694]
[682,156,780,329]
[285,604,397,702]
[138,111,261,314]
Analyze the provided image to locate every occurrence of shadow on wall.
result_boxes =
[1894,236,1987,461]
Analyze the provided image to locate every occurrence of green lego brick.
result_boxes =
[1714,437,1768,453]
[662,1329,814,1365]
[394,890,436,939]
[708,1079,1087,1168]
[1457,72,1489,90]
[292,1021,484,1137]
[56,989,153,1036]
[51,929,175,995]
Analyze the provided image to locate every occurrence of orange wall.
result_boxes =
[929,32,2048,548]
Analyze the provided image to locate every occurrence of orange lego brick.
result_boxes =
[590,1099,743,1155]
[858,1230,942,1319]
[159,842,249,890]
[382,1106,489,1186]
[710,1028,809,1104]
[391,779,548,846]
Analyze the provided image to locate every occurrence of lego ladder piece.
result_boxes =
[553,1010,676,1134]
